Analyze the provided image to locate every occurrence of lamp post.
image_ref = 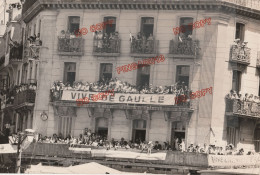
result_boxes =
[16,132,25,173]
[16,129,35,173]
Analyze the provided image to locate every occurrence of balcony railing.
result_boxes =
[93,38,121,57]
[230,40,251,65]
[14,90,36,105]
[58,37,84,56]
[225,99,260,118]
[169,39,199,58]
[130,39,159,57]
[10,45,23,62]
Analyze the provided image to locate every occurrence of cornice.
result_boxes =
[22,0,260,23]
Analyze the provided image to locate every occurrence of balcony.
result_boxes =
[9,45,23,63]
[229,40,251,66]
[93,38,121,57]
[58,37,84,56]
[14,89,36,106]
[225,99,260,119]
[130,38,159,58]
[169,39,199,59]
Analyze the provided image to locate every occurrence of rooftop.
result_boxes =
[22,0,260,23]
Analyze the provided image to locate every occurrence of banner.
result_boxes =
[61,91,176,106]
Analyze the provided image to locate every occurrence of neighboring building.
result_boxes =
[2,0,260,156]
[0,0,29,134]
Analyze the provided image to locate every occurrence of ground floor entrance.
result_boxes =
[132,119,146,143]
[171,121,186,150]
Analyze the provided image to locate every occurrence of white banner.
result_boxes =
[61,91,176,106]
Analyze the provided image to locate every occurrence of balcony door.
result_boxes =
[136,65,150,90]
[141,17,154,38]
[132,119,146,143]
[232,70,242,93]
[104,17,116,35]
[64,62,76,86]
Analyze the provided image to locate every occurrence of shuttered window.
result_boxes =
[58,116,74,137]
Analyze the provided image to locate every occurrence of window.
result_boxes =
[38,20,41,34]
[179,17,193,37]
[35,63,38,81]
[176,66,190,87]
[22,64,28,84]
[141,17,154,38]
[16,71,19,86]
[1,20,3,25]
[104,17,116,35]
[58,116,73,138]
[235,23,245,42]
[136,65,150,90]
[227,117,239,147]
[64,62,76,86]
[33,24,36,35]
[100,63,112,83]
[68,16,80,34]
[132,119,146,143]
[232,70,242,92]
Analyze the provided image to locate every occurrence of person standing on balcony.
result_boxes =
[147,33,154,53]
[97,31,103,52]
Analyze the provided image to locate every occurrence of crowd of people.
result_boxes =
[130,32,155,54]
[51,78,190,95]
[50,78,191,105]
[226,90,260,102]
[93,31,120,53]
[225,90,260,114]
[5,127,250,156]
[27,33,42,46]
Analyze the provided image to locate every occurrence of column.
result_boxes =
[90,116,96,133]
[146,118,151,142]
[27,111,32,129]
[22,113,26,131]
[107,117,112,140]
[128,119,133,141]
[167,120,172,142]
[15,113,19,133]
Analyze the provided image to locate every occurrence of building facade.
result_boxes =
[1,0,260,153]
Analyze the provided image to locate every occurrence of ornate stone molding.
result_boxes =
[53,106,76,116]
[22,0,260,23]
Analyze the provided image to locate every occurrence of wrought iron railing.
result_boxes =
[10,45,23,61]
[169,39,199,57]
[58,37,84,55]
[130,39,158,55]
[93,38,120,56]
[14,90,36,105]
[226,99,260,117]
[230,41,251,65]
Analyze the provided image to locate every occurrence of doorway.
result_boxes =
[96,117,108,139]
[132,119,146,143]
[171,121,186,150]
